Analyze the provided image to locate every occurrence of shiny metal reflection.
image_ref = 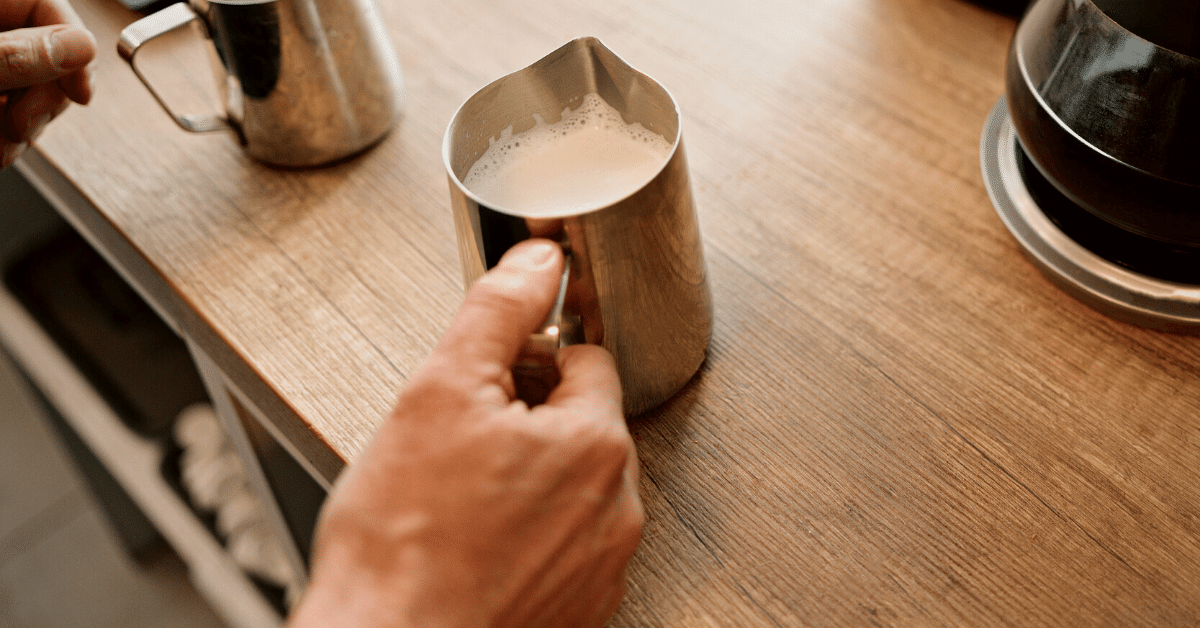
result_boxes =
[118,0,403,167]
[444,37,712,416]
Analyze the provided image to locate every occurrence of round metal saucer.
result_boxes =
[980,97,1200,333]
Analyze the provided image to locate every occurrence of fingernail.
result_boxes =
[504,241,557,270]
[48,27,96,72]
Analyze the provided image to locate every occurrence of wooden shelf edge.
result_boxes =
[14,152,346,488]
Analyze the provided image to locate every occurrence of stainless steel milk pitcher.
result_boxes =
[119,0,403,167]
[443,37,712,416]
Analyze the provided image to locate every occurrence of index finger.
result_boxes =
[0,0,83,30]
[0,25,95,94]
[1,0,93,104]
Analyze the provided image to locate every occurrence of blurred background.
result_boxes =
[0,348,226,628]
[0,166,228,627]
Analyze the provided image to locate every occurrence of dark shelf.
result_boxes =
[3,229,210,440]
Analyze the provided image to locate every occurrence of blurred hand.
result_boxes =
[1,0,96,168]
[289,239,645,628]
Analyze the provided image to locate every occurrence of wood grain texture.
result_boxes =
[29,0,1200,624]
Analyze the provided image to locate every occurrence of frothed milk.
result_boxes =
[462,93,673,216]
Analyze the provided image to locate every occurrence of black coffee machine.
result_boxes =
[981,0,1200,332]
[971,0,1031,17]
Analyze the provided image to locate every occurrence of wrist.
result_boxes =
[287,551,408,628]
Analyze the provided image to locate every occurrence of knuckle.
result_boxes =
[608,498,645,557]
[621,512,645,546]
[618,498,646,534]
[400,368,471,409]
[596,421,636,453]
[0,38,42,79]
[597,427,635,462]
[570,420,635,472]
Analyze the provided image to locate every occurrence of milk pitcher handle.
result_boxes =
[117,3,233,134]
[512,249,581,406]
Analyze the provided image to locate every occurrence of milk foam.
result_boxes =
[462,93,673,217]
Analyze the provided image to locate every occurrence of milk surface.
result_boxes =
[462,93,673,217]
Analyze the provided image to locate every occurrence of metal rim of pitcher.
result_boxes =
[442,36,684,220]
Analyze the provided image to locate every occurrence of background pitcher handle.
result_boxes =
[117,3,233,134]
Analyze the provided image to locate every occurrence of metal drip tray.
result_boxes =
[980,97,1200,333]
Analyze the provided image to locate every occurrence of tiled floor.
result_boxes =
[0,349,227,628]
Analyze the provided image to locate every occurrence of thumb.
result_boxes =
[432,239,565,384]
[0,25,96,93]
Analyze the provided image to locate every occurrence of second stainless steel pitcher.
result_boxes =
[119,0,403,167]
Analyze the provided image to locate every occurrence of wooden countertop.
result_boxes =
[28,0,1200,624]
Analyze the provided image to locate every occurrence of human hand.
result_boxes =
[289,239,645,628]
[1,0,96,168]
